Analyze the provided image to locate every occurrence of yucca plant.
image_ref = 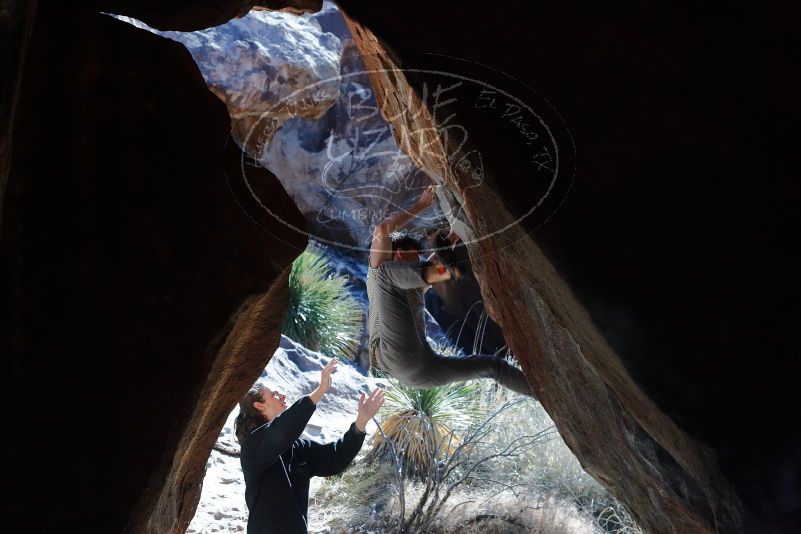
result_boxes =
[282,242,363,360]
[367,377,482,478]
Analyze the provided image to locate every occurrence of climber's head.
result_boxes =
[234,383,287,443]
[390,231,422,262]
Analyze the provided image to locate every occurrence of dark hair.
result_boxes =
[234,383,267,445]
[390,231,422,254]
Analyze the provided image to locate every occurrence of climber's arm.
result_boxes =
[369,185,435,269]
[369,222,393,269]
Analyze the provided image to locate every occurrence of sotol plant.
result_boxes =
[367,377,482,478]
[282,242,363,360]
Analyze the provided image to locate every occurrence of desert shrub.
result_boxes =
[494,393,606,505]
[367,377,482,478]
[426,332,464,358]
[311,457,397,533]
[372,389,554,533]
[413,490,598,534]
[474,378,642,533]
[282,241,363,360]
[310,288,641,533]
[596,504,644,534]
[367,366,642,533]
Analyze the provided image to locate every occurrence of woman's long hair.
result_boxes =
[234,383,267,445]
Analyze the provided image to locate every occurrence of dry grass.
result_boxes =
[310,453,396,533]
[310,330,641,534]
[401,487,597,534]
[314,480,599,534]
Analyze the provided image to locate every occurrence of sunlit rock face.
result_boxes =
[117,8,342,154]
[122,2,433,249]
[119,0,505,361]
[255,3,431,249]
[127,2,506,356]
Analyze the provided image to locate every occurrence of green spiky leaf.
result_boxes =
[282,242,363,360]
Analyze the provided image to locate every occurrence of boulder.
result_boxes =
[1,4,305,532]
[336,3,800,532]
[124,2,433,250]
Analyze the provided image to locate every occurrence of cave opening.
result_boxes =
[6,1,799,532]
[111,4,640,532]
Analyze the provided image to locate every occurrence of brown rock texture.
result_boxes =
[1,4,306,532]
[130,268,293,533]
[338,3,799,532]
[0,0,37,227]
[2,1,798,532]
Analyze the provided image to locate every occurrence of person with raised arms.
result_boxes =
[235,357,385,533]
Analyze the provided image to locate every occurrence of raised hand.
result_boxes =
[310,357,338,405]
[416,184,437,209]
[355,388,386,432]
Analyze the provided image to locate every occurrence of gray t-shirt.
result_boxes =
[367,263,426,369]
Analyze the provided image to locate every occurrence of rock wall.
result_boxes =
[125,2,433,250]
[1,3,307,532]
[337,3,800,532]
[0,0,37,226]
[118,7,343,155]
[3,1,798,532]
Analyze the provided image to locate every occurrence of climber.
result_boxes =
[235,357,385,534]
[366,185,534,396]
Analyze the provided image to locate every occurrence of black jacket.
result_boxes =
[240,395,366,534]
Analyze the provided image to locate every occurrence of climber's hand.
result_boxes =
[416,184,436,209]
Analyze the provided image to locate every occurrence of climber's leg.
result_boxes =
[411,347,536,397]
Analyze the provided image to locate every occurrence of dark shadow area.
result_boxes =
[1,4,305,531]
[336,2,801,530]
